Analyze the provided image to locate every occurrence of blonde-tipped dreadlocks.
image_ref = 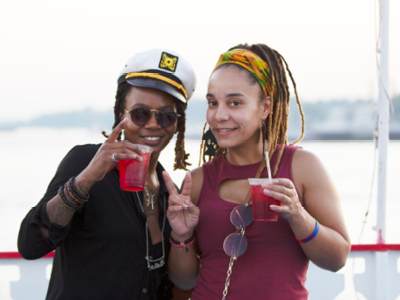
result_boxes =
[200,43,305,177]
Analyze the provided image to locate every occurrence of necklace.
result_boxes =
[136,191,166,271]
[144,175,159,210]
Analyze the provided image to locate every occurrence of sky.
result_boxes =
[0,0,399,122]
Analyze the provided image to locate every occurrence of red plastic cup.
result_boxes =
[248,178,280,222]
[119,145,153,191]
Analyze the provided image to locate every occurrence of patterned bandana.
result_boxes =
[214,49,276,100]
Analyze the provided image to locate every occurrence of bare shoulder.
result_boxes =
[190,166,204,206]
[292,148,322,168]
[291,148,338,204]
[292,148,341,211]
[292,149,329,184]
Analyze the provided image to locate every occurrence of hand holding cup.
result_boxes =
[81,118,145,185]
[262,178,304,221]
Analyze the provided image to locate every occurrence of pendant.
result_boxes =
[147,258,165,271]
[146,197,155,210]
[144,188,156,210]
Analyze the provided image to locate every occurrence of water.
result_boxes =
[1,128,400,252]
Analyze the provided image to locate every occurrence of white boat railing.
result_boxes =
[1,245,400,300]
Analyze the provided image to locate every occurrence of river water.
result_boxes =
[1,127,399,252]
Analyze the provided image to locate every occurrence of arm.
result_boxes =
[266,149,351,272]
[163,168,203,290]
[17,145,93,259]
[18,118,143,259]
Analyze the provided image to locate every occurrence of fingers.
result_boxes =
[270,205,287,213]
[263,179,296,206]
[110,150,143,162]
[262,178,294,188]
[105,141,148,164]
[106,118,128,143]
[180,172,192,197]
[168,205,188,212]
[263,187,291,205]
[162,171,179,196]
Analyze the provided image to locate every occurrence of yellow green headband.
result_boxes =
[214,49,277,100]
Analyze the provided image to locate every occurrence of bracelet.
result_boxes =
[65,181,84,205]
[295,220,319,243]
[169,232,196,252]
[58,186,78,210]
[68,177,89,202]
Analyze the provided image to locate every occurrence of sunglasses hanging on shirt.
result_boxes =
[222,159,266,300]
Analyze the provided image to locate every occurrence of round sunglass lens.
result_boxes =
[157,112,177,128]
[131,108,150,126]
[223,233,248,258]
[230,205,253,228]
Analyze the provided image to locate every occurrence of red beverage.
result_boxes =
[119,151,151,191]
[249,179,280,222]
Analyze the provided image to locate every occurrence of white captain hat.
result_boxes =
[118,48,197,103]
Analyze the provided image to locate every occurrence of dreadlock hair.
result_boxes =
[111,81,191,171]
[200,43,305,176]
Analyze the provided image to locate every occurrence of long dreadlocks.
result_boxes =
[200,43,305,176]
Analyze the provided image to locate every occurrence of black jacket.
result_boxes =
[18,144,172,300]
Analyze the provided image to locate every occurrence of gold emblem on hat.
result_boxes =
[159,53,178,72]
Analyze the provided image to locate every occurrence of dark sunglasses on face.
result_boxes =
[124,107,181,129]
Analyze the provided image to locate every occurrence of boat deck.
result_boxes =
[1,245,400,300]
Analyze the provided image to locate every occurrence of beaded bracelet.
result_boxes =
[169,232,196,252]
[68,177,89,203]
[295,220,320,243]
[58,186,78,210]
[65,181,84,205]
[63,184,84,208]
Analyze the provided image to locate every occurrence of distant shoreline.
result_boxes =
[1,126,399,141]
[2,96,399,140]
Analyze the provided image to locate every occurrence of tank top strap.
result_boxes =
[260,145,302,178]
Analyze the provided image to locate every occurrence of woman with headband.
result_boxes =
[163,43,350,299]
[18,49,196,300]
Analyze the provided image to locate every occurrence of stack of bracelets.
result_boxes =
[169,232,196,252]
[58,177,89,211]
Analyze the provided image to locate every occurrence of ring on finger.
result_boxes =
[111,153,118,163]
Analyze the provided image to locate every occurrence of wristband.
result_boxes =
[169,232,196,252]
[295,220,319,243]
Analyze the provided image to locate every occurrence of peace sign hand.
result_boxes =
[162,171,200,238]
[81,118,145,185]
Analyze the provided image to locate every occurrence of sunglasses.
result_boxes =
[124,108,180,129]
[223,204,253,258]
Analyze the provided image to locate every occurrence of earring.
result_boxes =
[262,120,266,157]
[202,128,218,157]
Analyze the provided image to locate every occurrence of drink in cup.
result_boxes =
[119,145,153,191]
[248,178,280,222]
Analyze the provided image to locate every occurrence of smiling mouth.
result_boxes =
[216,128,236,132]
[143,136,161,141]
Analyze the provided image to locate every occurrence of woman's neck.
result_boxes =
[225,140,267,166]
[146,152,160,187]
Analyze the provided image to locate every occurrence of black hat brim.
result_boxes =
[126,78,186,103]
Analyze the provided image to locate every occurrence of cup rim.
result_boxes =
[248,178,273,185]
[134,144,153,153]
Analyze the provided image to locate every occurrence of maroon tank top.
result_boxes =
[191,145,309,300]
